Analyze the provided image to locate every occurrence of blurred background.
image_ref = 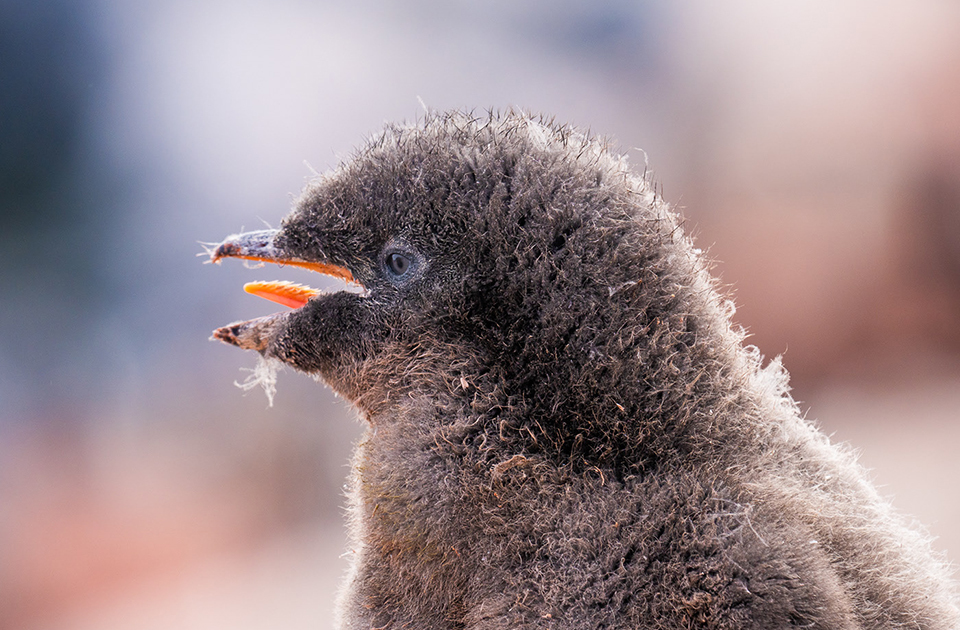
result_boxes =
[2,0,959,628]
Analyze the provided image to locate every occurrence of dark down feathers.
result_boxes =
[212,111,959,630]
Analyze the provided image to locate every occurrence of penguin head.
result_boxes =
[210,111,688,412]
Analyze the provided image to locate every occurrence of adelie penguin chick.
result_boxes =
[208,111,959,629]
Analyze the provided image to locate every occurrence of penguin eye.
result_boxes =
[386,251,412,277]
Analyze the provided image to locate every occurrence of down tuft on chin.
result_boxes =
[235,354,282,406]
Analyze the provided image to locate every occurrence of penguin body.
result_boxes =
[210,111,959,629]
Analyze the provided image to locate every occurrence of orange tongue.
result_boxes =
[244,281,320,309]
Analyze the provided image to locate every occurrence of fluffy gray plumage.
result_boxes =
[209,111,959,629]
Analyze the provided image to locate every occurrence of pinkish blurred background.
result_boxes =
[1,1,958,628]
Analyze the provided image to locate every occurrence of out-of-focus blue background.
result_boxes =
[2,1,959,628]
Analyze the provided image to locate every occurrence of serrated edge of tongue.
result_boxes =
[243,280,320,309]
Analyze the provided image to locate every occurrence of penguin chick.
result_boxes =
[208,111,959,630]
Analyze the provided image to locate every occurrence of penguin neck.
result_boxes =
[468,295,757,474]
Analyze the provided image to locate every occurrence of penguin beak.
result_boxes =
[209,229,354,279]
[206,228,360,350]
[207,228,358,308]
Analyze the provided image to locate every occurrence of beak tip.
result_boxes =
[208,229,281,264]
[211,241,239,262]
[211,326,240,347]
[210,315,280,352]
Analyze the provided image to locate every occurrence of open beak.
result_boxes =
[206,228,358,350]
[209,229,356,307]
